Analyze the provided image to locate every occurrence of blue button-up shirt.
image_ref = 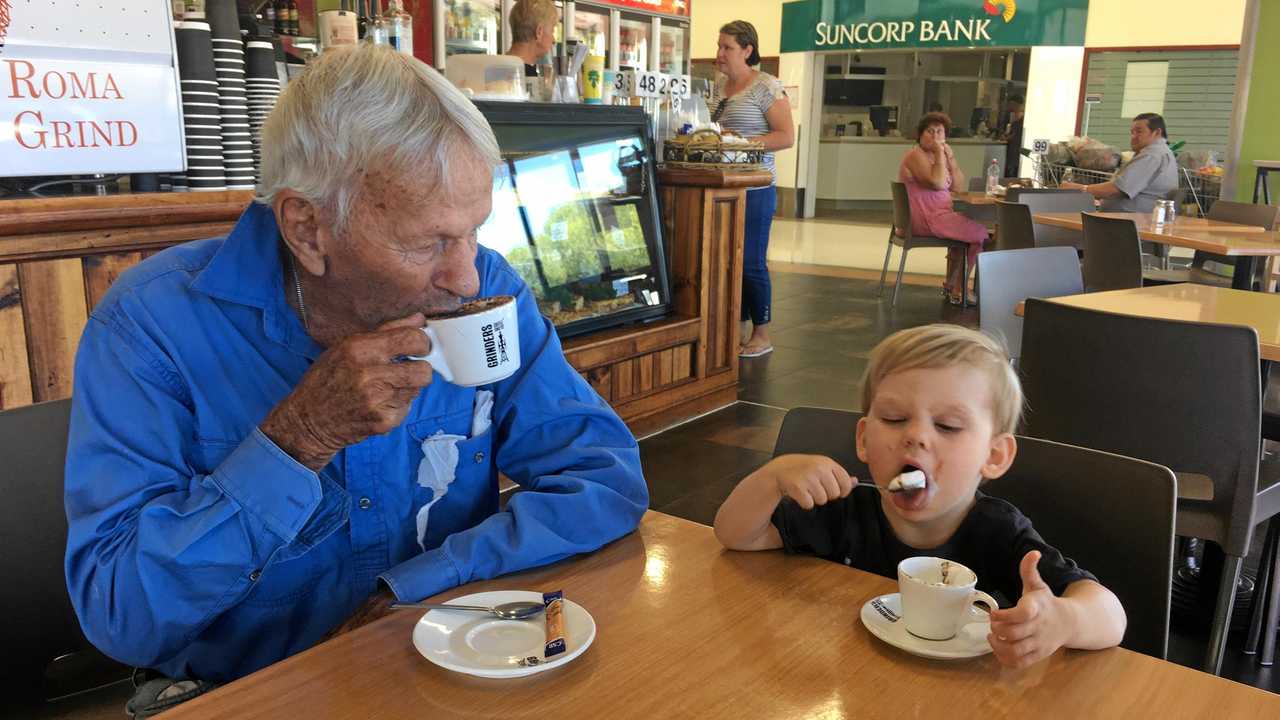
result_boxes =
[64,203,647,683]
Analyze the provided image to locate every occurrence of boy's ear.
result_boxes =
[855,416,869,463]
[980,433,1017,480]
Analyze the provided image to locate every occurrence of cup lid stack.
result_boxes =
[245,41,282,185]
[175,21,226,192]
[207,0,255,190]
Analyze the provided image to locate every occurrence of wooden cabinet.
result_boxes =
[0,168,769,435]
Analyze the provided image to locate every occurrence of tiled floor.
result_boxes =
[639,262,1280,694]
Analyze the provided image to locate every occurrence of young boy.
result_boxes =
[713,324,1126,668]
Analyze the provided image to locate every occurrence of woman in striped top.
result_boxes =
[711,20,794,358]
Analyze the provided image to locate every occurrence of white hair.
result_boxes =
[255,44,501,232]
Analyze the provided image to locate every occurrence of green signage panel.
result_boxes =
[781,0,1090,53]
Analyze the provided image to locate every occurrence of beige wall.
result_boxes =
[688,0,782,59]
[1083,0,1246,47]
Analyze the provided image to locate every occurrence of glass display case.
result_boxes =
[473,102,670,339]
[659,19,688,75]
[571,5,609,65]
[442,0,500,59]
[618,14,650,71]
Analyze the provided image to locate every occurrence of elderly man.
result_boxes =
[1061,112,1178,213]
[63,45,647,684]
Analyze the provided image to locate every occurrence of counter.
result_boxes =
[0,167,768,436]
[816,137,1006,202]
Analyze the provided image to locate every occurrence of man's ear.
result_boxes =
[855,416,870,463]
[273,190,331,277]
[980,433,1017,480]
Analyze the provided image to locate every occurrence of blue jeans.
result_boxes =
[742,185,776,325]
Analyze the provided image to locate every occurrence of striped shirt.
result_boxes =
[711,72,786,183]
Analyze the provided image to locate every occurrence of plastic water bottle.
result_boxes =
[985,158,1001,195]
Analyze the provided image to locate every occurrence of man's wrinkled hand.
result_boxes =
[261,313,433,470]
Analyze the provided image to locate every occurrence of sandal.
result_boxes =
[739,344,774,358]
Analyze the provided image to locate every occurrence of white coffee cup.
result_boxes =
[407,295,521,387]
[897,556,999,641]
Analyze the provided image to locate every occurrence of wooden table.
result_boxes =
[163,512,1280,719]
[1013,285,1280,362]
[1031,212,1280,290]
[952,191,999,206]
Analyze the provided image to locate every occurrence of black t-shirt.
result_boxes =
[770,487,1095,608]
[525,63,539,77]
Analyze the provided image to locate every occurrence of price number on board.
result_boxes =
[666,74,691,99]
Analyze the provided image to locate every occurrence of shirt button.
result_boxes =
[249,570,261,582]
[474,451,484,463]
[358,497,372,510]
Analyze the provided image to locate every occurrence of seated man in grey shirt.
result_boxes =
[1062,113,1178,213]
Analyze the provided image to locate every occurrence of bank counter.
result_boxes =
[816,136,1006,202]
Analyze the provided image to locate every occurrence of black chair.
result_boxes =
[977,247,1083,363]
[881,181,972,307]
[1019,191,1096,251]
[1080,213,1143,292]
[1020,299,1280,674]
[994,201,1035,251]
[772,406,1176,660]
[0,400,130,706]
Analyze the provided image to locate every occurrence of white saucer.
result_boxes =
[860,593,992,660]
[411,590,596,678]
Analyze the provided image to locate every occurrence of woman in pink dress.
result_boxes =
[897,112,989,305]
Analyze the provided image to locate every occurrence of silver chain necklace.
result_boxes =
[287,253,308,331]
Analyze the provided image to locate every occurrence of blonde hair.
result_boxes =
[509,0,559,43]
[860,324,1023,434]
[256,44,500,233]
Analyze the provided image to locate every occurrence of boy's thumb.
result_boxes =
[1020,550,1048,593]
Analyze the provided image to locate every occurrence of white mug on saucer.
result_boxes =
[897,556,999,641]
[407,295,521,387]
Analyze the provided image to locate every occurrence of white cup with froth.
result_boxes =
[897,556,999,641]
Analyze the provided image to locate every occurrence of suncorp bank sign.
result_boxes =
[781,0,1089,53]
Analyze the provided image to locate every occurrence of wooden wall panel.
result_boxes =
[585,365,612,401]
[706,192,744,377]
[83,252,143,311]
[673,343,693,382]
[613,358,636,401]
[0,265,34,409]
[18,259,88,403]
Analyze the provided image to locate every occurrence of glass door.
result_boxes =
[571,5,609,67]
[443,0,500,59]
[658,19,688,75]
[618,13,649,72]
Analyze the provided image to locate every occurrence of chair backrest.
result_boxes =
[1020,299,1262,557]
[0,400,127,703]
[1006,187,1083,202]
[890,182,913,240]
[1207,199,1280,230]
[1020,192,1095,250]
[1080,213,1143,291]
[994,201,1036,251]
[977,247,1083,361]
[772,406,1176,659]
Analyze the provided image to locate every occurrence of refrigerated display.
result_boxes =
[618,14,649,72]
[571,4,609,65]
[443,0,499,59]
[474,102,669,338]
[659,19,688,75]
